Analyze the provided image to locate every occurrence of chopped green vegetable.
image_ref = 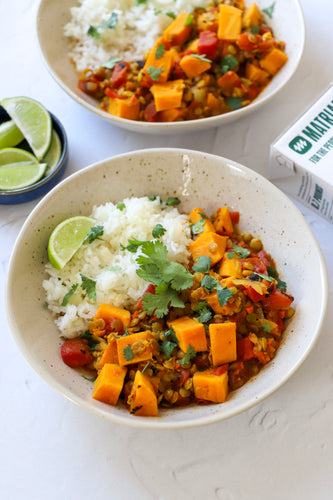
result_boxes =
[152,224,166,238]
[123,345,134,361]
[179,345,196,365]
[84,225,104,244]
[155,43,166,59]
[87,12,118,38]
[146,66,164,81]
[80,274,97,301]
[267,266,287,291]
[262,322,271,333]
[148,196,157,201]
[191,217,205,235]
[154,8,176,19]
[141,361,151,374]
[226,97,243,110]
[251,25,260,34]
[262,2,276,18]
[160,340,178,359]
[81,374,97,382]
[191,54,212,63]
[185,13,194,26]
[194,302,213,323]
[116,202,126,211]
[231,243,251,259]
[120,238,144,252]
[81,330,100,350]
[221,55,239,74]
[103,57,122,69]
[192,256,211,273]
[201,275,234,307]
[165,197,180,206]
[87,25,100,39]
[61,283,79,307]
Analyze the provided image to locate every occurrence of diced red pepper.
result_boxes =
[237,337,255,361]
[236,33,260,52]
[61,338,93,368]
[175,368,190,388]
[217,70,242,94]
[143,102,158,122]
[263,290,293,310]
[111,62,129,88]
[105,88,120,99]
[213,364,229,376]
[245,286,264,303]
[198,31,218,60]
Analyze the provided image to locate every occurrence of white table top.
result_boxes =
[1,1,332,499]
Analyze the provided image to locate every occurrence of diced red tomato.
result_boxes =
[213,364,228,376]
[236,33,260,52]
[243,257,267,274]
[105,88,120,99]
[61,338,93,368]
[143,102,158,122]
[237,337,255,361]
[245,286,264,303]
[111,62,129,88]
[198,31,218,60]
[257,249,271,268]
[217,70,242,94]
[175,368,190,388]
[263,290,293,310]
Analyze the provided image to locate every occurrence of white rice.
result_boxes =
[64,0,212,71]
[43,196,192,338]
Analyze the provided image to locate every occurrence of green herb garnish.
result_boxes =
[179,345,196,365]
[120,238,144,252]
[251,25,260,34]
[160,340,178,360]
[146,66,164,81]
[155,43,166,59]
[80,274,97,301]
[123,344,134,361]
[226,97,243,110]
[191,217,206,235]
[194,302,213,323]
[165,197,180,206]
[262,2,276,18]
[61,283,79,307]
[190,54,212,63]
[192,256,211,273]
[221,54,239,74]
[231,243,251,259]
[185,13,194,26]
[103,57,122,69]
[152,224,166,238]
[116,202,126,211]
[201,275,234,307]
[84,225,104,244]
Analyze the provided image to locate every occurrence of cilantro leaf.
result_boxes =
[179,344,196,365]
[262,1,276,18]
[192,256,211,273]
[120,238,144,252]
[148,196,157,201]
[81,330,99,350]
[108,265,122,271]
[154,8,176,19]
[165,197,180,206]
[227,97,243,110]
[101,12,118,30]
[191,217,205,235]
[123,345,134,361]
[103,57,122,69]
[116,202,126,211]
[190,54,212,63]
[80,274,97,301]
[194,302,213,323]
[267,266,287,291]
[152,223,166,238]
[232,243,251,258]
[252,272,274,282]
[142,287,184,318]
[216,287,234,307]
[141,361,150,374]
[221,55,239,74]
[146,66,164,81]
[262,322,271,333]
[136,0,148,4]
[87,25,100,39]
[160,340,177,359]
[160,260,194,291]
[201,275,234,306]
[200,275,218,292]
[81,374,97,382]
[61,283,79,307]
[155,43,166,59]
[251,25,260,34]
[164,326,178,344]
[185,13,194,26]
[84,225,104,244]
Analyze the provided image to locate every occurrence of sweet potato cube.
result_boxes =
[218,5,242,41]
[209,322,237,366]
[259,48,288,75]
[179,54,211,79]
[214,207,234,235]
[143,40,175,83]
[193,368,229,403]
[163,12,192,46]
[117,331,154,366]
[92,363,127,406]
[95,303,131,331]
[218,254,243,278]
[129,370,158,416]
[242,3,264,29]
[150,79,184,111]
[189,232,228,267]
[158,108,183,122]
[245,62,270,85]
[197,8,219,33]
[168,316,207,353]
[189,207,215,234]
[206,92,222,113]
[98,337,118,369]
[108,96,140,121]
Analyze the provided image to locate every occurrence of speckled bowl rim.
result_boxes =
[6,148,328,429]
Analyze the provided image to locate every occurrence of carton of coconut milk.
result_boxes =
[270,84,333,223]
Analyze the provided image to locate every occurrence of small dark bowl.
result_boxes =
[0,107,68,204]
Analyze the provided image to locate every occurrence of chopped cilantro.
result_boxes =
[120,237,144,252]
[81,330,99,350]
[179,344,196,365]
[231,243,251,258]
[87,12,118,38]
[146,66,164,81]
[87,25,100,39]
[107,265,122,271]
[80,274,97,301]
[61,283,79,307]
[152,224,166,238]
[253,272,274,282]
[160,340,178,359]
[103,57,122,69]
[190,54,212,63]
[142,285,185,318]
[116,202,126,211]
[262,322,271,333]
[262,1,276,18]
[226,97,243,110]
[192,256,211,273]
[267,266,287,291]
[194,302,213,323]
[164,326,178,344]
[191,217,206,235]
[81,374,97,382]
[123,344,134,361]
[227,251,235,259]
[221,54,239,74]
[201,275,234,307]
[84,225,104,244]
[141,361,150,374]
[165,197,180,206]
[155,43,166,59]
[185,13,194,26]
[154,8,176,19]
[136,0,148,4]
[148,196,157,201]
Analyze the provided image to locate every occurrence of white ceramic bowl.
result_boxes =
[6,149,328,429]
[36,0,305,134]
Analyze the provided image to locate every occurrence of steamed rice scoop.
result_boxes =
[43,196,192,338]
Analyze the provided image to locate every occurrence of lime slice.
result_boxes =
[1,96,52,161]
[48,216,96,270]
[0,120,24,149]
[0,147,38,166]
[43,130,62,176]
[0,161,47,190]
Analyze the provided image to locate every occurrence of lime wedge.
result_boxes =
[0,120,24,149]
[0,161,47,190]
[0,147,38,166]
[43,130,62,176]
[48,216,96,270]
[1,96,52,161]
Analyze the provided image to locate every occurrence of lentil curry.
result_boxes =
[78,1,287,122]
[60,204,294,417]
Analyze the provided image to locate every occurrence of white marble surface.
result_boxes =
[1,1,332,499]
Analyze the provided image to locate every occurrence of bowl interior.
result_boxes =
[6,149,328,428]
[36,0,305,133]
